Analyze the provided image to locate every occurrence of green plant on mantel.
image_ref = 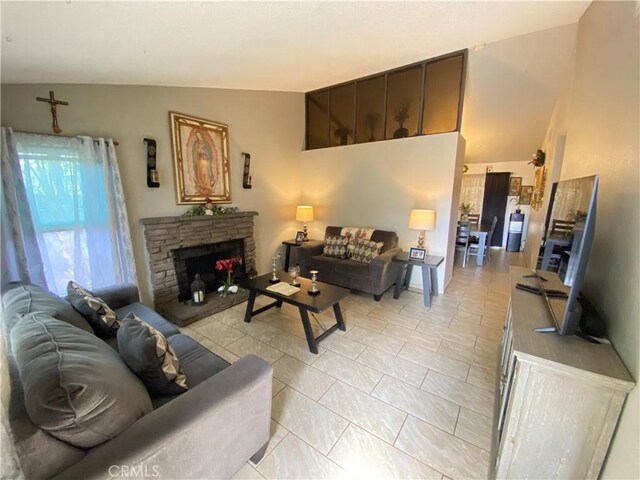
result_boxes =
[184,198,239,217]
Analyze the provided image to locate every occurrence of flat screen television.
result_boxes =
[536,174,598,335]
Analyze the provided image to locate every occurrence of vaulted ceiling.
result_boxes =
[1,1,588,163]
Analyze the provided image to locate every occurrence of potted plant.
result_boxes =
[393,101,410,138]
[459,203,474,221]
[529,149,546,167]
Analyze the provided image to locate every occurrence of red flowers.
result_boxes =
[215,256,242,273]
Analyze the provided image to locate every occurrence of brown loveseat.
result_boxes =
[297,226,401,301]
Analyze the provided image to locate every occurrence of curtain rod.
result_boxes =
[15,130,119,146]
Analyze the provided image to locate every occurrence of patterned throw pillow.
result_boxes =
[67,280,120,338]
[340,227,375,256]
[351,239,384,263]
[117,313,188,395]
[323,235,349,258]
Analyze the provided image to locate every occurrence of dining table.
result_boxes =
[458,221,492,266]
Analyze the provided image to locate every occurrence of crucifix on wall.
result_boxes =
[36,90,68,133]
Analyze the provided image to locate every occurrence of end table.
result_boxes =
[281,239,322,271]
[392,252,444,307]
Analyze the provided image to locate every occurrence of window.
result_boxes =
[15,133,134,294]
[305,50,467,150]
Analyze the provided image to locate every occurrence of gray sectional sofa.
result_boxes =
[0,282,272,480]
[298,226,402,300]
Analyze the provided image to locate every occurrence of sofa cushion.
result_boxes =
[67,281,120,338]
[117,314,188,396]
[1,283,93,335]
[323,235,348,259]
[351,239,384,263]
[307,255,341,277]
[168,334,229,387]
[115,302,180,338]
[10,313,152,448]
[150,334,230,409]
[334,259,372,278]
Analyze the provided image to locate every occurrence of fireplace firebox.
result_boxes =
[172,240,246,303]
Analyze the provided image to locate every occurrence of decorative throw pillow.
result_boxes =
[351,239,384,263]
[117,313,188,395]
[66,281,120,338]
[340,227,376,256]
[10,313,152,448]
[323,235,349,259]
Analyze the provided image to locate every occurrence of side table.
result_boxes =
[392,252,444,307]
[281,239,322,271]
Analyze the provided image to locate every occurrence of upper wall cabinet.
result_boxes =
[305,50,467,150]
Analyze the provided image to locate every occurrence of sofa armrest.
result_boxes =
[370,247,402,293]
[91,283,140,310]
[297,242,325,275]
[55,355,273,480]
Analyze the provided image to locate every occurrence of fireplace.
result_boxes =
[172,240,247,302]
[140,211,258,326]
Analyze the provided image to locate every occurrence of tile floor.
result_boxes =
[181,251,526,480]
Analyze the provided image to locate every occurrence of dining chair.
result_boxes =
[551,219,575,234]
[455,224,471,268]
[538,219,576,271]
[467,213,480,225]
[468,216,498,263]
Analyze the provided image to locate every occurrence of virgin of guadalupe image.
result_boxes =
[185,128,219,196]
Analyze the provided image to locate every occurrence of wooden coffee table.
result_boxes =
[241,272,348,354]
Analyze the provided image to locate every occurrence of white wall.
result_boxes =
[1,84,304,304]
[300,133,465,293]
[525,2,639,477]
[464,160,534,249]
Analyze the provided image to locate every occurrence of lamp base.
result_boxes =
[302,224,309,241]
[416,230,425,249]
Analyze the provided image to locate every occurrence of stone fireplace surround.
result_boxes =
[141,211,258,325]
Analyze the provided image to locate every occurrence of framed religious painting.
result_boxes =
[519,185,533,205]
[170,111,231,204]
[509,176,522,196]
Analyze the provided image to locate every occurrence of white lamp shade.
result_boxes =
[296,206,314,222]
[408,209,435,231]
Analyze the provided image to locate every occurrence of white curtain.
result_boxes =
[14,132,137,294]
[1,127,48,288]
[460,173,485,218]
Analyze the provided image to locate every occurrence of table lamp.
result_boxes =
[408,209,435,249]
[296,206,314,242]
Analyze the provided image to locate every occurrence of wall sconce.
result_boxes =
[242,152,252,189]
[144,138,159,188]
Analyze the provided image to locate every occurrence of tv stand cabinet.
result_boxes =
[490,266,634,479]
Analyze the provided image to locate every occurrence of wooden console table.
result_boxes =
[491,266,634,479]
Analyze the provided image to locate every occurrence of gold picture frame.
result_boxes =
[169,111,231,204]
[531,166,547,211]
[519,186,533,205]
[509,177,522,196]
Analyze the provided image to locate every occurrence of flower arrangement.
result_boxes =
[529,149,546,167]
[185,198,239,217]
[215,256,243,297]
